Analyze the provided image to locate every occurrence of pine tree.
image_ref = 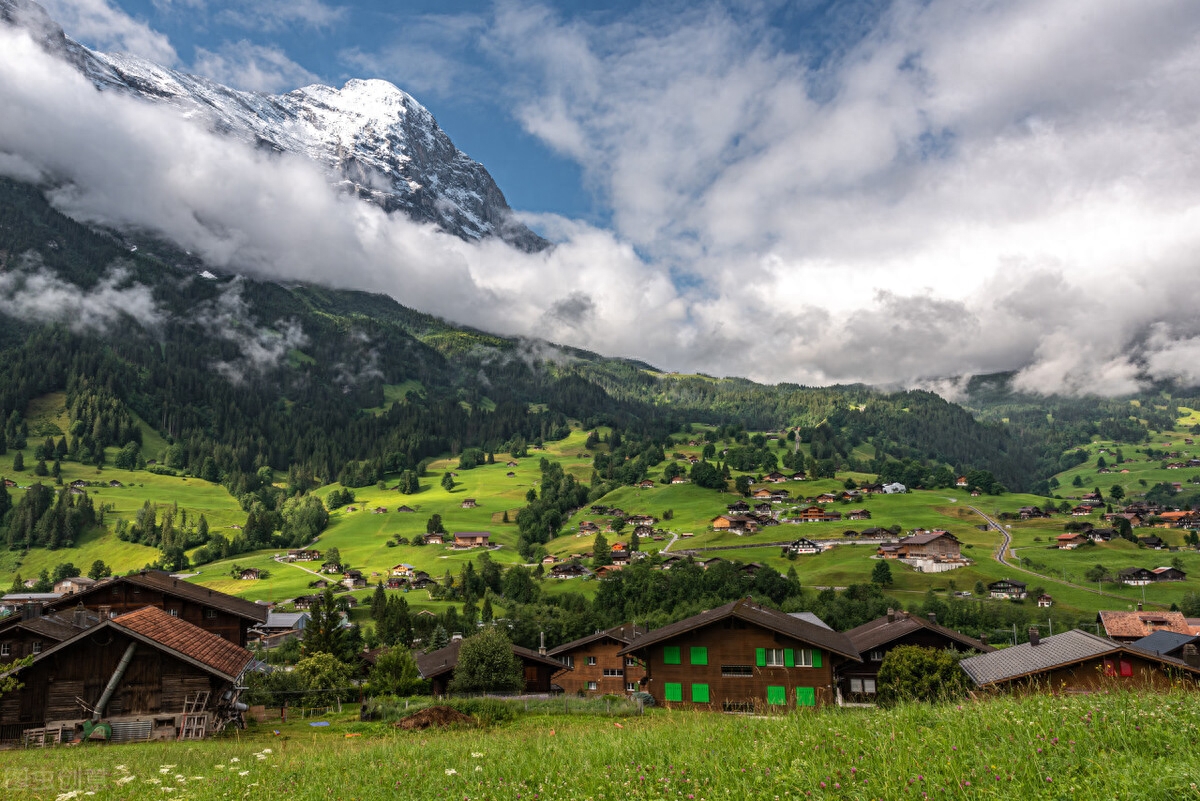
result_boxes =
[427,624,450,652]
[871,559,893,587]
[371,581,387,620]
[12,452,23,472]
[481,595,493,624]
[592,531,611,567]
[302,589,350,660]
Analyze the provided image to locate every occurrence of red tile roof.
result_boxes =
[113,606,253,680]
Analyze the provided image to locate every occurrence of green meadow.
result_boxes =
[2,691,1199,800]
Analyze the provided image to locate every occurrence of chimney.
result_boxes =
[73,602,88,628]
[22,601,43,621]
[1183,644,1200,669]
[99,604,112,620]
[1137,602,1143,612]
[980,633,988,646]
[887,608,895,623]
[927,612,936,625]
[1029,627,1041,647]
[539,631,547,656]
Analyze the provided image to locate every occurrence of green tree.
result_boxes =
[370,582,387,620]
[293,652,353,707]
[735,474,753,496]
[33,459,47,477]
[12,451,23,472]
[426,624,450,652]
[302,589,351,660]
[973,580,985,596]
[875,646,970,707]
[1084,564,1112,586]
[1109,484,1125,502]
[87,559,112,580]
[481,595,494,624]
[1072,475,1083,488]
[447,627,523,694]
[368,647,426,696]
[592,531,611,567]
[871,559,893,587]
[426,514,445,534]
[441,472,455,492]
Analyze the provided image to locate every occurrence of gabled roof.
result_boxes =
[8,606,253,682]
[42,571,268,623]
[1098,610,1192,639]
[616,598,860,661]
[959,629,1200,687]
[901,531,958,546]
[787,612,833,630]
[845,611,992,654]
[416,638,569,680]
[547,623,647,657]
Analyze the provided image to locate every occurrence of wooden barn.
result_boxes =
[1,606,253,745]
[416,638,571,696]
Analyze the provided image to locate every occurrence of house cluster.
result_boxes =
[0,571,264,745]
[1116,566,1187,586]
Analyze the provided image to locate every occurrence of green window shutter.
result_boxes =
[766,685,786,705]
[691,683,710,703]
[690,646,708,665]
[797,687,816,707]
[663,646,681,665]
[812,650,822,669]
[784,648,795,667]
[755,647,766,667]
[664,683,683,703]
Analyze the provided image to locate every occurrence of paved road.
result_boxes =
[966,505,1159,605]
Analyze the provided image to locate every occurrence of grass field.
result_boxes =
[3,692,1199,800]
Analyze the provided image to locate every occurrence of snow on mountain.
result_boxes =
[0,0,548,251]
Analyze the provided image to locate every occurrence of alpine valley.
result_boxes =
[2,0,1200,643]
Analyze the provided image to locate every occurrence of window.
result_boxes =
[626,682,637,692]
[766,685,786,705]
[797,687,816,707]
[689,646,708,665]
[586,656,597,666]
[663,646,681,665]
[0,643,9,657]
[757,648,785,667]
[793,649,817,668]
[849,678,876,694]
[869,650,884,662]
[168,609,179,617]
[561,656,574,668]
[691,683,710,703]
[722,665,754,677]
[587,681,598,691]
[1120,659,1133,677]
[32,641,42,654]
[626,656,638,667]
[664,682,683,702]
[603,668,623,677]
[723,700,754,713]
[205,609,217,619]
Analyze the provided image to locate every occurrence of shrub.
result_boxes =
[875,645,970,707]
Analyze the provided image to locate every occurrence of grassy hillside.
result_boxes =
[3,692,1197,800]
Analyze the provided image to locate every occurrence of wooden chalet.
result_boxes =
[1118,567,1156,586]
[638,479,656,489]
[988,579,1027,600]
[424,532,446,545]
[286,549,320,562]
[712,514,759,534]
[395,505,415,513]
[0,606,253,744]
[616,598,860,711]
[415,638,570,696]
[239,568,261,580]
[0,571,268,647]
[1056,532,1088,549]
[891,530,960,559]
[960,628,1200,694]
[1097,610,1193,642]
[0,603,101,661]
[1138,535,1166,549]
[460,498,478,509]
[548,623,647,696]
[1037,594,1054,608]
[726,501,751,513]
[794,505,840,523]
[453,531,491,548]
[841,610,992,703]
[1152,566,1187,582]
[52,576,97,595]
[550,562,590,579]
[782,538,822,556]
[846,509,871,521]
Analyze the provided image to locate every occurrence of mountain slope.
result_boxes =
[0,0,547,251]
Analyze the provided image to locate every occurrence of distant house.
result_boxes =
[638,479,656,489]
[579,521,600,534]
[712,514,759,534]
[841,609,991,702]
[960,628,1200,693]
[239,568,261,581]
[1152,566,1187,582]
[847,509,871,521]
[321,561,342,574]
[1118,567,1156,586]
[988,579,1027,600]
[814,493,838,504]
[727,500,750,513]
[764,472,787,483]
[52,576,96,596]
[460,499,478,509]
[791,472,807,481]
[453,531,491,548]
[892,531,961,560]
[752,489,774,500]
[372,507,388,514]
[390,563,416,578]
[287,549,320,562]
[1138,535,1166,550]
[616,598,860,711]
[955,476,968,487]
[549,623,647,696]
[416,639,570,696]
[550,562,590,579]
[670,475,689,484]
[793,506,839,523]
[1037,594,1054,608]
[782,538,823,556]
[424,532,445,545]
[395,505,415,513]
[1056,532,1088,550]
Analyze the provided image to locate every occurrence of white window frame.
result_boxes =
[586,656,597,666]
[0,643,9,657]
[586,681,598,691]
[764,648,785,667]
[625,656,638,667]
[869,650,884,662]
[602,668,623,677]
[561,656,574,668]
[850,678,877,695]
[32,641,42,654]
[795,648,814,667]
[626,682,637,692]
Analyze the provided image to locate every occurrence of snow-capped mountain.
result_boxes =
[0,0,548,251]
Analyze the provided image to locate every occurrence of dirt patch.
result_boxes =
[395,706,475,730]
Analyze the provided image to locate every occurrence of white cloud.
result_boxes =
[339,13,486,98]
[215,0,345,32]
[37,0,177,63]
[193,40,318,93]
[5,2,1200,396]
[0,254,164,333]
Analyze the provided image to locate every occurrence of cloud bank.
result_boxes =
[3,1,1200,396]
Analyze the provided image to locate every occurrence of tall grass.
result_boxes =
[4,692,1200,799]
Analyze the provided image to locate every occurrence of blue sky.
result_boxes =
[7,0,1200,391]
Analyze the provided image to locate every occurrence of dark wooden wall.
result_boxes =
[554,639,646,696]
[78,583,249,645]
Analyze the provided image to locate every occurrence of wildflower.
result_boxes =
[471,752,485,758]
[239,771,250,777]
[115,777,137,786]
[475,767,483,773]
[114,766,128,773]
[446,769,458,776]
[261,748,272,754]
[230,757,240,763]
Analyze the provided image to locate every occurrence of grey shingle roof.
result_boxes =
[1128,630,1200,658]
[959,630,1118,686]
[787,612,833,630]
[547,623,646,657]
[845,611,992,654]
